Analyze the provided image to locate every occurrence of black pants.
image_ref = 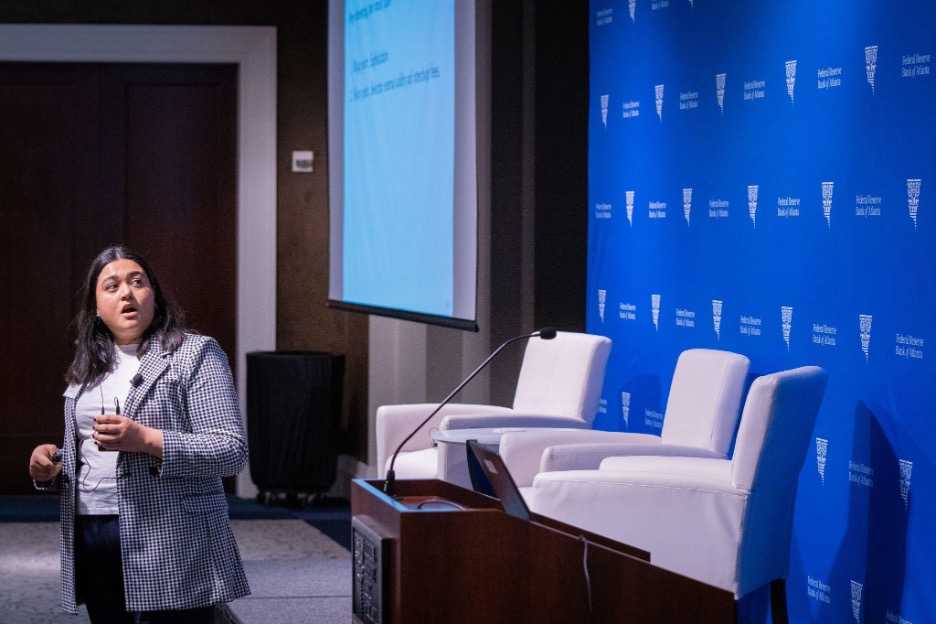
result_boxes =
[75,515,216,624]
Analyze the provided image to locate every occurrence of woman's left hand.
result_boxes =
[94,415,164,458]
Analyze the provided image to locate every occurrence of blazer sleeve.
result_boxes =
[158,336,248,479]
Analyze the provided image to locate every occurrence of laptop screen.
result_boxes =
[466,440,532,522]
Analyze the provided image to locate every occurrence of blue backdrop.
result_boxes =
[587,2,934,622]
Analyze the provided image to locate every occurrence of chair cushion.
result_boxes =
[387,448,438,479]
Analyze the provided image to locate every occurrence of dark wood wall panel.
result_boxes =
[0,68,99,491]
[120,65,238,364]
[0,63,237,493]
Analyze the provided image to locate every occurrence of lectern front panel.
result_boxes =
[352,515,389,624]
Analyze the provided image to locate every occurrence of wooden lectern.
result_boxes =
[351,478,736,623]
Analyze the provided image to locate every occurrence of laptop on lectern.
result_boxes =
[466,440,532,522]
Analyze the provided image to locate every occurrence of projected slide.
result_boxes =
[343,1,456,317]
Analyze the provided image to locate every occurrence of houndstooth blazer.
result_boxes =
[41,334,250,614]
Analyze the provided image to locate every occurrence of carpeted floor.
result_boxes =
[0,496,352,624]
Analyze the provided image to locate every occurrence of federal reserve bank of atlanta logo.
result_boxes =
[748,185,759,227]
[598,289,607,322]
[907,178,921,229]
[859,314,873,362]
[822,181,834,228]
[865,45,878,94]
[816,437,828,485]
[600,94,609,128]
[712,299,723,340]
[655,84,664,122]
[683,188,692,226]
[651,294,661,332]
[629,0,636,22]
[899,458,913,509]
[715,73,726,113]
[851,580,863,623]
[781,306,793,350]
[785,60,797,104]
[621,391,631,428]
[626,190,635,226]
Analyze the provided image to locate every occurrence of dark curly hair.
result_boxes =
[66,245,187,386]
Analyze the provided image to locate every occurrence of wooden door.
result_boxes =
[0,63,237,494]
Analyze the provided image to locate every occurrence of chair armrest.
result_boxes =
[441,413,590,431]
[541,440,727,473]
[539,441,658,472]
[535,461,738,495]
[532,461,741,523]
[499,429,645,487]
[598,444,726,460]
[599,455,733,481]
[375,403,515,476]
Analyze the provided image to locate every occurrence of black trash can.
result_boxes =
[246,351,345,504]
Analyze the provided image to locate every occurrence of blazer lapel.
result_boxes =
[123,341,171,420]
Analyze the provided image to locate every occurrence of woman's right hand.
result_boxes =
[29,444,63,482]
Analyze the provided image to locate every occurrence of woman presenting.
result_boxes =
[29,245,250,623]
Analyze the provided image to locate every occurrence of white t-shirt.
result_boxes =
[74,344,141,515]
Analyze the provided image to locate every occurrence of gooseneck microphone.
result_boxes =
[383,327,557,497]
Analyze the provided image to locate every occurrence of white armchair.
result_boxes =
[375,331,612,487]
[499,348,751,499]
[531,366,828,621]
